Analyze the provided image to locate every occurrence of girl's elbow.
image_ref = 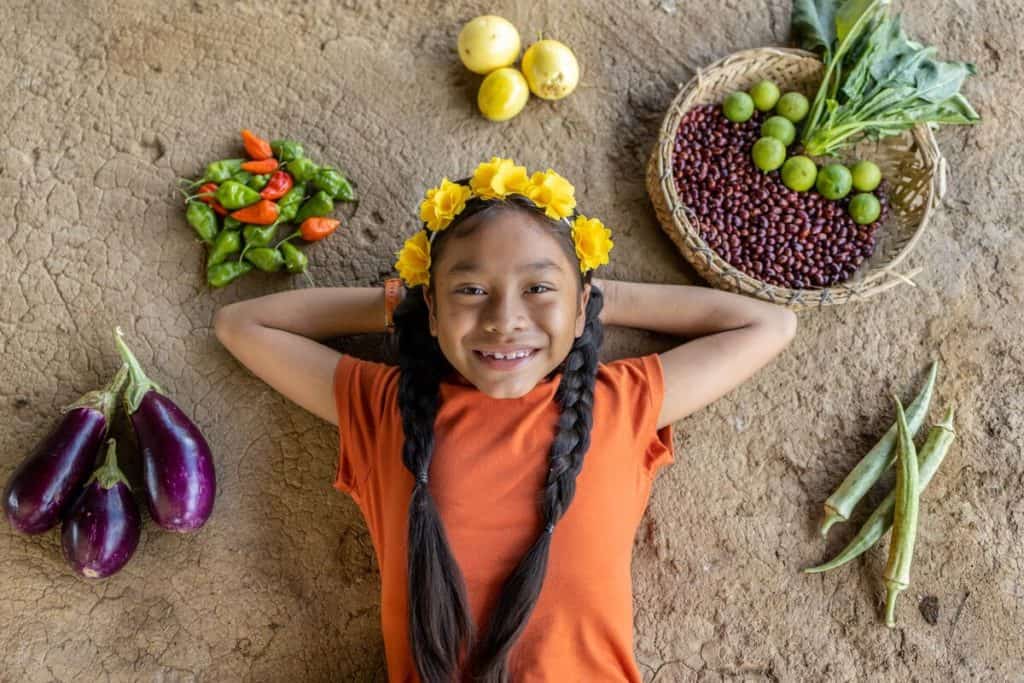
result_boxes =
[778,308,798,344]
[212,305,242,346]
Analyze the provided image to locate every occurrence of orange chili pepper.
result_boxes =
[240,158,279,174]
[240,129,273,160]
[299,217,340,241]
[230,199,279,225]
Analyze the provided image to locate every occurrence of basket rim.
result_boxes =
[649,46,945,309]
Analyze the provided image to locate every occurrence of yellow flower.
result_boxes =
[395,231,432,287]
[571,215,613,273]
[419,178,472,231]
[470,157,531,200]
[526,169,576,220]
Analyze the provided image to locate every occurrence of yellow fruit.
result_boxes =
[520,39,579,100]
[457,15,521,75]
[477,68,530,122]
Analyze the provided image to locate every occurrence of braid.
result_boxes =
[469,286,605,682]
[393,290,476,683]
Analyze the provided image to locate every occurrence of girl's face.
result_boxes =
[424,211,590,399]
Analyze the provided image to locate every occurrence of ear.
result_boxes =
[422,289,439,337]
[574,283,591,338]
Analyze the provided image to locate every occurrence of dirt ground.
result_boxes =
[2,0,1021,681]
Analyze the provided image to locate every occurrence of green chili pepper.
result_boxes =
[243,224,277,248]
[196,158,244,185]
[820,361,938,537]
[207,261,253,288]
[280,241,308,274]
[206,230,241,268]
[248,174,271,191]
[270,139,305,163]
[224,216,244,231]
[805,406,956,575]
[276,184,307,224]
[185,201,218,244]
[232,170,253,186]
[883,395,921,628]
[287,157,319,183]
[295,190,334,223]
[245,247,285,272]
[312,168,355,202]
[215,180,262,210]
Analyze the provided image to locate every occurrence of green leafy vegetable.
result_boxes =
[791,0,979,157]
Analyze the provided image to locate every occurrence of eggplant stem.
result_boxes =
[114,326,163,413]
[86,439,132,491]
[62,364,130,427]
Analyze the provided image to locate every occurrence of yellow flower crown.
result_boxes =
[394,157,614,288]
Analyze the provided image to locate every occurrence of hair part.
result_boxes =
[392,195,603,681]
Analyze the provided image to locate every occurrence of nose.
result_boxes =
[482,290,527,335]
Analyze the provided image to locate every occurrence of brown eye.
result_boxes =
[527,284,553,294]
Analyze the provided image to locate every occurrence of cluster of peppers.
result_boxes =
[179,129,356,288]
[804,361,958,627]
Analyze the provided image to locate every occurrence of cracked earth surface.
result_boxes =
[1,1,1021,680]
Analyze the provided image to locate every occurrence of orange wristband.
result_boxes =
[384,278,402,333]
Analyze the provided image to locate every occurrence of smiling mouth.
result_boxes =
[472,348,540,369]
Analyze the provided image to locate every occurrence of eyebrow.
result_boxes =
[447,258,564,274]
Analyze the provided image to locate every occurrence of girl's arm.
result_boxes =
[212,287,394,426]
[593,279,797,429]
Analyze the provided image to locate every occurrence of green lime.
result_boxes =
[816,163,853,200]
[723,91,755,123]
[781,155,817,192]
[849,193,881,224]
[752,137,786,172]
[749,80,781,112]
[851,160,882,192]
[760,116,796,146]
[776,92,810,123]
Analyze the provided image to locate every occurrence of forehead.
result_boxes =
[433,211,577,277]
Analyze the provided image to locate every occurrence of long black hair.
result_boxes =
[391,193,605,682]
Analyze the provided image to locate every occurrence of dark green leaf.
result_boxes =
[913,58,977,103]
[792,0,838,56]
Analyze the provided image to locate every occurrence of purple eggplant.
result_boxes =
[62,439,141,578]
[114,327,215,532]
[4,366,128,534]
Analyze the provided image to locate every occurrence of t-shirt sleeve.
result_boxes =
[332,354,399,501]
[607,353,676,478]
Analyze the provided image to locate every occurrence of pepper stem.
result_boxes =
[884,579,905,627]
[62,364,130,427]
[86,439,132,491]
[819,507,846,538]
[274,230,302,250]
[114,326,162,414]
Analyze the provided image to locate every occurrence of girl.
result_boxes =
[213,158,796,682]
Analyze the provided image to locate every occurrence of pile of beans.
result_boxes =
[672,104,888,289]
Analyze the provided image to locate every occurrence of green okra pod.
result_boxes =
[883,395,921,627]
[820,361,938,537]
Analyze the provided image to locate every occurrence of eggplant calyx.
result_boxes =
[86,439,132,491]
[62,364,130,427]
[113,326,164,414]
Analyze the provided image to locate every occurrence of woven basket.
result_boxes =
[646,47,947,310]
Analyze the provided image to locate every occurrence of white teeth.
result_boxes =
[483,350,531,360]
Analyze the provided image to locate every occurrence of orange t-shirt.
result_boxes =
[333,353,674,682]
